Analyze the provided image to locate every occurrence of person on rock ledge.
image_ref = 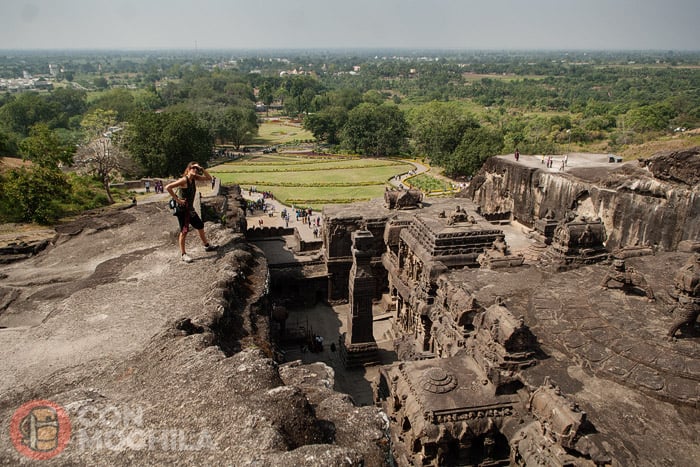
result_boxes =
[166,161,217,263]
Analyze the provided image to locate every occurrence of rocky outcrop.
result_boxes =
[465,149,700,251]
[0,191,387,465]
[643,147,700,186]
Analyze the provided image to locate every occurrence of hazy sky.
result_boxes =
[2,0,699,51]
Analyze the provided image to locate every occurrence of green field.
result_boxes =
[210,154,414,209]
[254,120,314,145]
[406,174,455,193]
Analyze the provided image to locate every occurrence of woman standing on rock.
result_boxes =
[166,161,216,263]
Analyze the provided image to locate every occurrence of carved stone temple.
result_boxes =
[260,150,700,467]
[340,230,380,368]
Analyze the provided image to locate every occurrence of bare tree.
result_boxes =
[74,110,136,204]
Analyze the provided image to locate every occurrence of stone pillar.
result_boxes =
[341,230,379,367]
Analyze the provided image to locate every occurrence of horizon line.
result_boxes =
[1,47,699,54]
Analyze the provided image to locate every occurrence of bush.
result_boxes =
[0,166,71,224]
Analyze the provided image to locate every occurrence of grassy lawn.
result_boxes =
[253,120,314,145]
[406,174,455,193]
[210,154,414,209]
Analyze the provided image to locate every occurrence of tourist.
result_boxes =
[514,148,520,161]
[165,162,217,263]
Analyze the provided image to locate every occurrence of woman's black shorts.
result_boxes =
[177,209,204,233]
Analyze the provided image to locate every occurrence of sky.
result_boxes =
[1,0,699,51]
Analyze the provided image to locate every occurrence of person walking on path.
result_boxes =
[166,161,217,263]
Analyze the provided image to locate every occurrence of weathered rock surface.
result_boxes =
[465,150,700,251]
[0,198,386,465]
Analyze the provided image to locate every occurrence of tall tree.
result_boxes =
[45,87,88,128]
[207,106,258,149]
[126,110,213,177]
[258,80,275,116]
[341,103,408,157]
[89,88,137,121]
[303,106,348,145]
[123,111,164,176]
[408,102,479,166]
[445,126,504,176]
[18,123,75,168]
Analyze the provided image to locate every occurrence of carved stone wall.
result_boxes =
[323,201,389,301]
[466,153,700,251]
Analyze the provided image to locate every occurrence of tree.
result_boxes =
[327,88,362,111]
[74,109,135,204]
[0,165,71,224]
[341,103,408,157]
[18,123,75,168]
[285,75,320,115]
[0,129,19,156]
[126,110,213,177]
[0,92,54,136]
[160,111,213,176]
[362,90,385,105]
[408,102,479,166]
[625,103,674,132]
[207,106,258,149]
[88,88,137,121]
[45,87,88,128]
[444,126,504,176]
[93,76,109,90]
[303,106,348,145]
[258,81,275,116]
[123,111,164,176]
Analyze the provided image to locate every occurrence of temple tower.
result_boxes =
[341,230,379,367]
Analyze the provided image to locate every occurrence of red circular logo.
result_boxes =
[10,399,71,460]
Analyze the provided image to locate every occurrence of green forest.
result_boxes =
[1,49,699,223]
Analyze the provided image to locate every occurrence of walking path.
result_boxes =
[243,191,321,244]
[388,159,429,188]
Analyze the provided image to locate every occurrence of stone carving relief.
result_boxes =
[600,259,655,300]
[668,254,700,339]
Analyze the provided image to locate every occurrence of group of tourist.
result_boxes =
[515,151,570,171]
[143,179,165,193]
[536,154,568,170]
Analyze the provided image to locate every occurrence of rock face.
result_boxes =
[0,188,387,466]
[643,147,700,185]
[465,149,700,251]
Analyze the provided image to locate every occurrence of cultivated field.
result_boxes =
[211,153,414,209]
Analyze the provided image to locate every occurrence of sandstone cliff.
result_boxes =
[465,148,700,251]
